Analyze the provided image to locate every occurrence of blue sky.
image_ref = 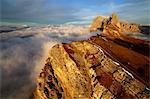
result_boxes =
[1,0,150,24]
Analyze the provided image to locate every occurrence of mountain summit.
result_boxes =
[33,13,150,99]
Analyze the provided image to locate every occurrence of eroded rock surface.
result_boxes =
[33,40,149,99]
[33,13,149,99]
[90,13,145,34]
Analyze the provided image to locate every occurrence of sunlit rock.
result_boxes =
[33,13,150,99]
[33,39,149,98]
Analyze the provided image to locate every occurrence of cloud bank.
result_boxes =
[0,25,98,99]
[0,33,59,98]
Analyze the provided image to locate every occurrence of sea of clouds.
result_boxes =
[1,24,148,99]
[0,24,98,99]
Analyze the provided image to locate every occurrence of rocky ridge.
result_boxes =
[33,13,150,99]
[90,13,149,35]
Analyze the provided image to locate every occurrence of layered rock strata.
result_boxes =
[33,39,149,99]
[90,13,149,34]
[33,13,149,99]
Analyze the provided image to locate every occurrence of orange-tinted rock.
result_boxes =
[119,91,135,99]
[120,22,140,33]
[90,16,105,32]
[96,72,113,88]
[33,13,150,99]
[90,13,142,34]
[33,39,149,99]
[110,81,122,96]
[90,36,150,87]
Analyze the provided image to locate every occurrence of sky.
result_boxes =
[1,0,150,24]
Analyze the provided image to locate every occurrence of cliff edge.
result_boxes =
[33,13,150,99]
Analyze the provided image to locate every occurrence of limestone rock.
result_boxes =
[33,13,150,99]
[102,13,123,38]
[90,16,104,32]
[33,38,149,99]
[120,22,140,33]
[110,13,121,28]
[90,13,141,34]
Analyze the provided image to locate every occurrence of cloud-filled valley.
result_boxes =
[0,22,149,98]
[0,24,99,99]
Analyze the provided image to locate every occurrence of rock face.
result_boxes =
[90,16,106,32]
[33,13,150,99]
[90,13,141,33]
[120,22,140,33]
[102,13,123,38]
[33,39,149,99]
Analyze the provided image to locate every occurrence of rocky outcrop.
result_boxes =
[102,13,123,38]
[90,13,141,33]
[120,22,140,33]
[90,16,107,32]
[33,13,150,99]
[33,36,149,98]
[91,13,149,46]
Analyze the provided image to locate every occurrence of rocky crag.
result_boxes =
[90,13,150,35]
[33,14,150,99]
